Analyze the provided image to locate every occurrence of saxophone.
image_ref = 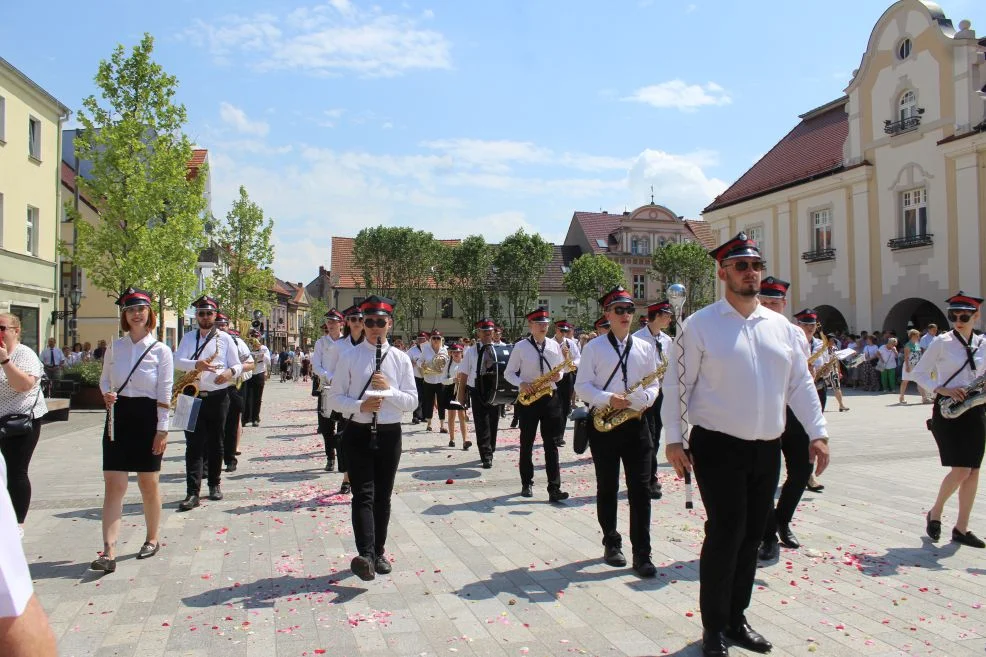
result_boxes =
[517,358,575,405]
[170,350,218,409]
[938,372,986,419]
[592,366,664,431]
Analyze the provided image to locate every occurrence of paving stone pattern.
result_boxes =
[22,382,986,656]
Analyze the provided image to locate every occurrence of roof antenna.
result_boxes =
[650,185,655,205]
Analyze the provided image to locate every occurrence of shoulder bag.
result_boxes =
[0,388,41,439]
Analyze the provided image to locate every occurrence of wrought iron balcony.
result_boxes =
[884,113,922,135]
[887,233,933,250]
[801,248,836,263]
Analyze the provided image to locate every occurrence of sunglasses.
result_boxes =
[948,311,974,323]
[197,310,215,317]
[0,326,9,332]
[347,316,363,322]
[610,306,636,316]
[724,261,767,272]
[364,318,388,328]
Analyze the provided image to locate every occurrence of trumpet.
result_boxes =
[170,350,218,408]
[420,352,449,377]
[592,366,663,431]
[517,357,575,406]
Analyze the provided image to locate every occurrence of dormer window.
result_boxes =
[884,90,922,135]
[897,38,912,60]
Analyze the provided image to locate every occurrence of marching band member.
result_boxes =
[505,308,570,502]
[416,331,449,433]
[494,326,509,420]
[825,333,850,412]
[441,344,467,447]
[633,300,673,500]
[407,332,429,424]
[216,315,255,474]
[241,330,271,427]
[456,319,500,467]
[593,317,610,337]
[662,234,828,657]
[911,292,986,549]
[321,305,366,494]
[794,309,828,411]
[90,288,173,572]
[173,296,244,511]
[575,286,660,577]
[553,320,581,445]
[326,295,417,581]
[757,280,816,561]
[312,309,345,472]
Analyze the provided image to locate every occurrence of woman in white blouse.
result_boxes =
[910,292,986,549]
[441,344,468,447]
[91,288,174,573]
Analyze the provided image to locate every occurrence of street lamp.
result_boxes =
[68,285,82,342]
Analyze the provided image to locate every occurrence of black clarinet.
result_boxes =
[370,336,382,449]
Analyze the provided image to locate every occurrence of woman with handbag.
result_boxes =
[0,313,48,538]
[91,288,174,573]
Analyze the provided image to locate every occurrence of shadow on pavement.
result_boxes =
[222,490,351,515]
[851,537,961,576]
[182,574,366,608]
[248,450,323,462]
[421,492,598,516]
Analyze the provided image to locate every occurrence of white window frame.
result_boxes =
[745,224,764,248]
[632,274,646,300]
[900,187,928,237]
[26,205,39,255]
[0,96,6,143]
[897,38,912,60]
[537,298,550,313]
[28,116,41,160]
[899,90,917,122]
[811,209,832,250]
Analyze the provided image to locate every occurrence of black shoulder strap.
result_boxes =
[117,340,159,395]
[345,348,393,422]
[940,331,978,389]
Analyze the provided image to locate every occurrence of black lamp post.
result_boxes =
[69,285,82,344]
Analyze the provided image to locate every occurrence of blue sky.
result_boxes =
[3,0,981,284]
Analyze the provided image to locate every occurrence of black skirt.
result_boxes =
[931,396,986,468]
[439,384,456,412]
[103,396,163,472]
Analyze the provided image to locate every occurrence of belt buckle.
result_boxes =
[198,391,208,398]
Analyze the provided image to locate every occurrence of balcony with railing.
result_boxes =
[801,248,836,263]
[884,111,923,136]
[887,233,933,250]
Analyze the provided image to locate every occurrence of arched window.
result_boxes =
[899,90,917,121]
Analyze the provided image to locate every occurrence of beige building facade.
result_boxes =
[0,57,70,352]
[703,0,986,334]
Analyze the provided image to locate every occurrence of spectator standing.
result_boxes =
[878,337,899,393]
[900,329,930,404]
[92,340,107,362]
[38,338,64,380]
[291,347,301,382]
[859,335,881,391]
[919,323,939,350]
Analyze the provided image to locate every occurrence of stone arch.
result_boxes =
[814,305,849,334]
[883,297,948,337]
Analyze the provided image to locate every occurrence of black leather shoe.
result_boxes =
[649,485,663,500]
[374,556,393,574]
[482,458,493,469]
[463,440,472,450]
[325,458,335,472]
[758,540,779,561]
[226,458,237,473]
[952,527,986,548]
[548,489,569,503]
[137,541,160,559]
[632,557,657,577]
[926,512,942,541]
[603,545,626,567]
[178,495,200,511]
[90,555,116,573]
[557,439,567,447]
[209,486,223,501]
[339,481,352,495]
[777,523,800,549]
[702,629,729,656]
[351,555,375,581]
[805,482,825,493]
[724,622,772,653]
[520,484,533,497]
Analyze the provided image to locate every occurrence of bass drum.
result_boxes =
[476,344,518,406]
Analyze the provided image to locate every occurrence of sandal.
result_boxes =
[137,542,160,559]
[90,555,116,573]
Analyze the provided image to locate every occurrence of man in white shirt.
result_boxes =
[407,332,428,424]
[173,296,245,511]
[574,286,660,577]
[39,337,64,379]
[312,309,345,471]
[415,331,449,432]
[456,319,502,466]
[661,234,829,657]
[552,320,581,445]
[326,295,417,581]
[505,308,570,502]
[321,305,366,494]
[215,316,255,474]
[919,323,938,350]
[242,330,271,427]
[633,300,674,500]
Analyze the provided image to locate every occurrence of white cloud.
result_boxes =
[685,4,698,13]
[219,101,270,136]
[624,80,731,111]
[182,3,452,77]
[626,149,728,214]
[420,138,630,173]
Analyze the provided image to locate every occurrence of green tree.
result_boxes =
[209,186,276,326]
[352,226,443,335]
[650,241,717,316]
[67,33,207,339]
[562,254,626,330]
[434,236,496,334]
[493,229,553,337]
[301,296,328,346]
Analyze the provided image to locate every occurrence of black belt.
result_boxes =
[349,421,400,429]
[197,388,229,398]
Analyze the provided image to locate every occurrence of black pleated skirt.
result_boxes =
[931,396,986,468]
[103,396,163,472]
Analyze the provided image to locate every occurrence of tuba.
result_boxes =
[517,357,575,406]
[420,351,449,377]
[170,350,218,408]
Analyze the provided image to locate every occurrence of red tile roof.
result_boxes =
[684,220,717,249]
[60,161,99,212]
[330,237,462,289]
[187,149,208,180]
[704,98,848,213]
[540,245,583,291]
[572,211,620,254]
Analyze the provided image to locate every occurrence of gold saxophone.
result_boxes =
[592,366,664,432]
[813,353,841,382]
[170,350,218,409]
[807,330,829,378]
[517,357,575,406]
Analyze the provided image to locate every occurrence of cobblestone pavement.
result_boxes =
[21,380,986,657]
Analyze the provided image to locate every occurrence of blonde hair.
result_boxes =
[0,313,20,329]
[908,328,920,339]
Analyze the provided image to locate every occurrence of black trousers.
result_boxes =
[241,373,266,425]
[343,422,402,559]
[0,419,42,524]
[691,426,780,632]
[412,377,424,421]
[645,391,665,487]
[817,386,827,412]
[185,390,229,495]
[421,382,445,421]
[763,408,811,542]
[469,388,500,460]
[587,418,652,557]
[556,373,574,436]
[517,394,563,490]
[317,394,347,471]
[223,386,244,465]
